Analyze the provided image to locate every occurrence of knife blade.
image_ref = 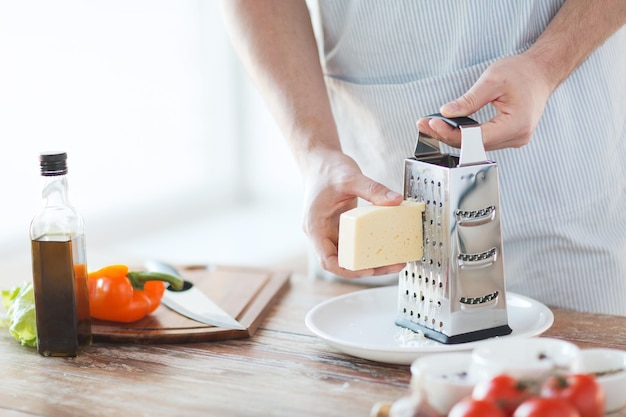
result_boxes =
[143,260,246,330]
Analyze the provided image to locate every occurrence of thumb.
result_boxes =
[440,75,498,118]
[356,176,403,206]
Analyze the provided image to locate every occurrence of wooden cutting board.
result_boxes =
[91,265,290,344]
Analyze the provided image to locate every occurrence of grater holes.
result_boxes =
[459,248,496,261]
[459,291,499,305]
[458,248,497,269]
[456,205,496,226]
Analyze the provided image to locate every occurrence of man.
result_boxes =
[221,1,626,314]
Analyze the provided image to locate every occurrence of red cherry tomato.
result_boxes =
[472,374,533,416]
[540,374,605,417]
[513,398,580,417]
[449,398,508,417]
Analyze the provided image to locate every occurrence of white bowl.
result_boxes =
[410,352,477,415]
[570,348,626,413]
[471,337,580,381]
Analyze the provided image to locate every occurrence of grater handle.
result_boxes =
[425,113,478,128]
[421,113,488,166]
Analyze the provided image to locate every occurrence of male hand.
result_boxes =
[416,53,553,150]
[302,150,404,278]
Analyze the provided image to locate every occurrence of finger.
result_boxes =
[323,255,405,279]
[352,176,403,206]
[370,263,405,276]
[479,116,509,151]
[416,117,432,135]
[313,223,406,279]
[429,118,461,148]
[479,112,532,150]
[417,117,462,148]
[440,72,500,118]
[316,238,376,278]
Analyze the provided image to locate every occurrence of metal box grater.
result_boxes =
[395,114,512,344]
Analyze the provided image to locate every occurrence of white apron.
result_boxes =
[308,0,626,314]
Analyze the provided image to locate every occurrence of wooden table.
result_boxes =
[0,271,624,417]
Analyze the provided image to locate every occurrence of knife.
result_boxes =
[143,260,246,330]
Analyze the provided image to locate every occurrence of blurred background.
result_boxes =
[0,0,307,283]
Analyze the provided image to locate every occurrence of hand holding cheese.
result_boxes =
[338,200,426,271]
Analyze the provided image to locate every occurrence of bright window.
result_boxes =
[0,1,304,269]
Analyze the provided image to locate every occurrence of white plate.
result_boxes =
[305,286,554,365]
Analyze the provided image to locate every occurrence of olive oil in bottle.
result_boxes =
[30,152,92,357]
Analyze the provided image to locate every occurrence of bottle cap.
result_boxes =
[39,152,68,176]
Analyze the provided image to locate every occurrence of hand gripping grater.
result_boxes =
[396,113,512,344]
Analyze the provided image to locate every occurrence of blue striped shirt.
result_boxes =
[309,0,626,314]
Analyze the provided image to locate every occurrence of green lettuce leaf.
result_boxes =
[1,281,37,348]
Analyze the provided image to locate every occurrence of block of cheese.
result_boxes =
[338,200,425,271]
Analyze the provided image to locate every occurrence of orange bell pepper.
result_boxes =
[87,264,184,323]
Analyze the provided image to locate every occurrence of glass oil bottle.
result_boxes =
[30,152,92,356]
